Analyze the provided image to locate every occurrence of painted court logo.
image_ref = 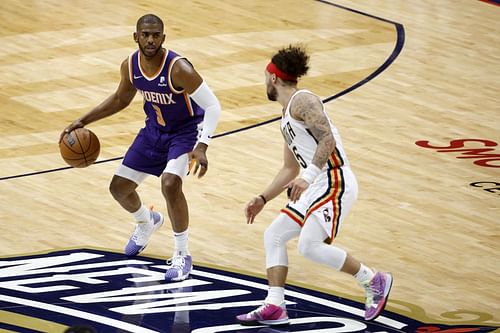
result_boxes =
[0,249,496,332]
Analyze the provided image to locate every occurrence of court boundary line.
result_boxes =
[0,1,405,182]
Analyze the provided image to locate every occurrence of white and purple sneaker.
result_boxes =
[124,209,164,256]
[165,254,193,282]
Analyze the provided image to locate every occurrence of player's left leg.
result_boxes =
[236,213,301,326]
[161,154,193,282]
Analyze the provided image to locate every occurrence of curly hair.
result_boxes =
[271,44,310,81]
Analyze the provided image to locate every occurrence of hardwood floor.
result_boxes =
[0,0,498,328]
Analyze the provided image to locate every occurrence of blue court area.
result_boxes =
[0,249,497,333]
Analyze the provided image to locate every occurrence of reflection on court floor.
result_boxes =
[0,249,496,333]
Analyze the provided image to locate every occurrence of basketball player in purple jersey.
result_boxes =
[60,14,221,282]
[236,45,392,325]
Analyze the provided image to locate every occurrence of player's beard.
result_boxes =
[139,44,162,59]
[267,85,277,101]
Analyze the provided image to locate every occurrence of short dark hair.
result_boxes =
[271,44,310,80]
[136,14,164,32]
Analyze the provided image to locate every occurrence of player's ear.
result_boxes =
[133,32,138,43]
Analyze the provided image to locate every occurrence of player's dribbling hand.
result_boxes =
[245,197,265,224]
[189,143,208,178]
[59,120,84,143]
[285,178,309,202]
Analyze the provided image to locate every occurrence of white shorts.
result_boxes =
[115,153,190,185]
[281,166,358,243]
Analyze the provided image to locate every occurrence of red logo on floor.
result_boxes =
[415,139,500,168]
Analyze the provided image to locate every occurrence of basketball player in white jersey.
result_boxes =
[236,45,393,326]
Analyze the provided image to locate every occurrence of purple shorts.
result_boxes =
[123,126,198,177]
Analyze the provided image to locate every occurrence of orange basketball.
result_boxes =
[59,128,100,168]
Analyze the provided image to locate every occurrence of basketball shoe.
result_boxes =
[164,254,192,282]
[361,271,393,321]
[124,208,164,256]
[236,303,289,326]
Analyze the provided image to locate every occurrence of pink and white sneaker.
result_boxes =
[362,271,393,320]
[236,303,289,326]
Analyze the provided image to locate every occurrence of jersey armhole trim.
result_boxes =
[127,52,134,84]
[168,56,186,94]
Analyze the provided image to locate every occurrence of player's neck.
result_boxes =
[139,48,165,73]
[277,86,298,110]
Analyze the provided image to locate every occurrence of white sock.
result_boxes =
[354,263,375,284]
[173,229,189,256]
[264,286,285,306]
[132,204,150,223]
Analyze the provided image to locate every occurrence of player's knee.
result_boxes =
[264,225,285,251]
[161,173,182,196]
[263,227,278,249]
[264,214,301,251]
[109,176,135,200]
[109,182,118,200]
[297,237,318,258]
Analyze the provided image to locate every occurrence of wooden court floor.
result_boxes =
[0,0,498,329]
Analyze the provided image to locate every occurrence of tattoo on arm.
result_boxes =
[290,93,336,169]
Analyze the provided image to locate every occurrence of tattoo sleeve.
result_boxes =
[290,93,336,169]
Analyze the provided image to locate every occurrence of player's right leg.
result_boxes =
[298,166,393,321]
[112,164,164,256]
[236,213,301,326]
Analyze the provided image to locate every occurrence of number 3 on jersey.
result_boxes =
[152,104,166,126]
[292,146,307,168]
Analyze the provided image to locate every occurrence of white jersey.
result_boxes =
[280,89,350,171]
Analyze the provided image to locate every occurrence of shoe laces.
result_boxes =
[362,278,383,307]
[168,255,186,268]
[131,223,146,240]
[250,303,269,316]
[131,218,154,242]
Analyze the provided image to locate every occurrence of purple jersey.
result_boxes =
[128,49,204,133]
[122,49,204,176]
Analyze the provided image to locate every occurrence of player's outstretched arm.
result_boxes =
[60,59,137,142]
[245,145,300,224]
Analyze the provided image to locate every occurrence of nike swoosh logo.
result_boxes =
[133,75,143,79]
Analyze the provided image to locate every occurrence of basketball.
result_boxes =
[59,128,100,168]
